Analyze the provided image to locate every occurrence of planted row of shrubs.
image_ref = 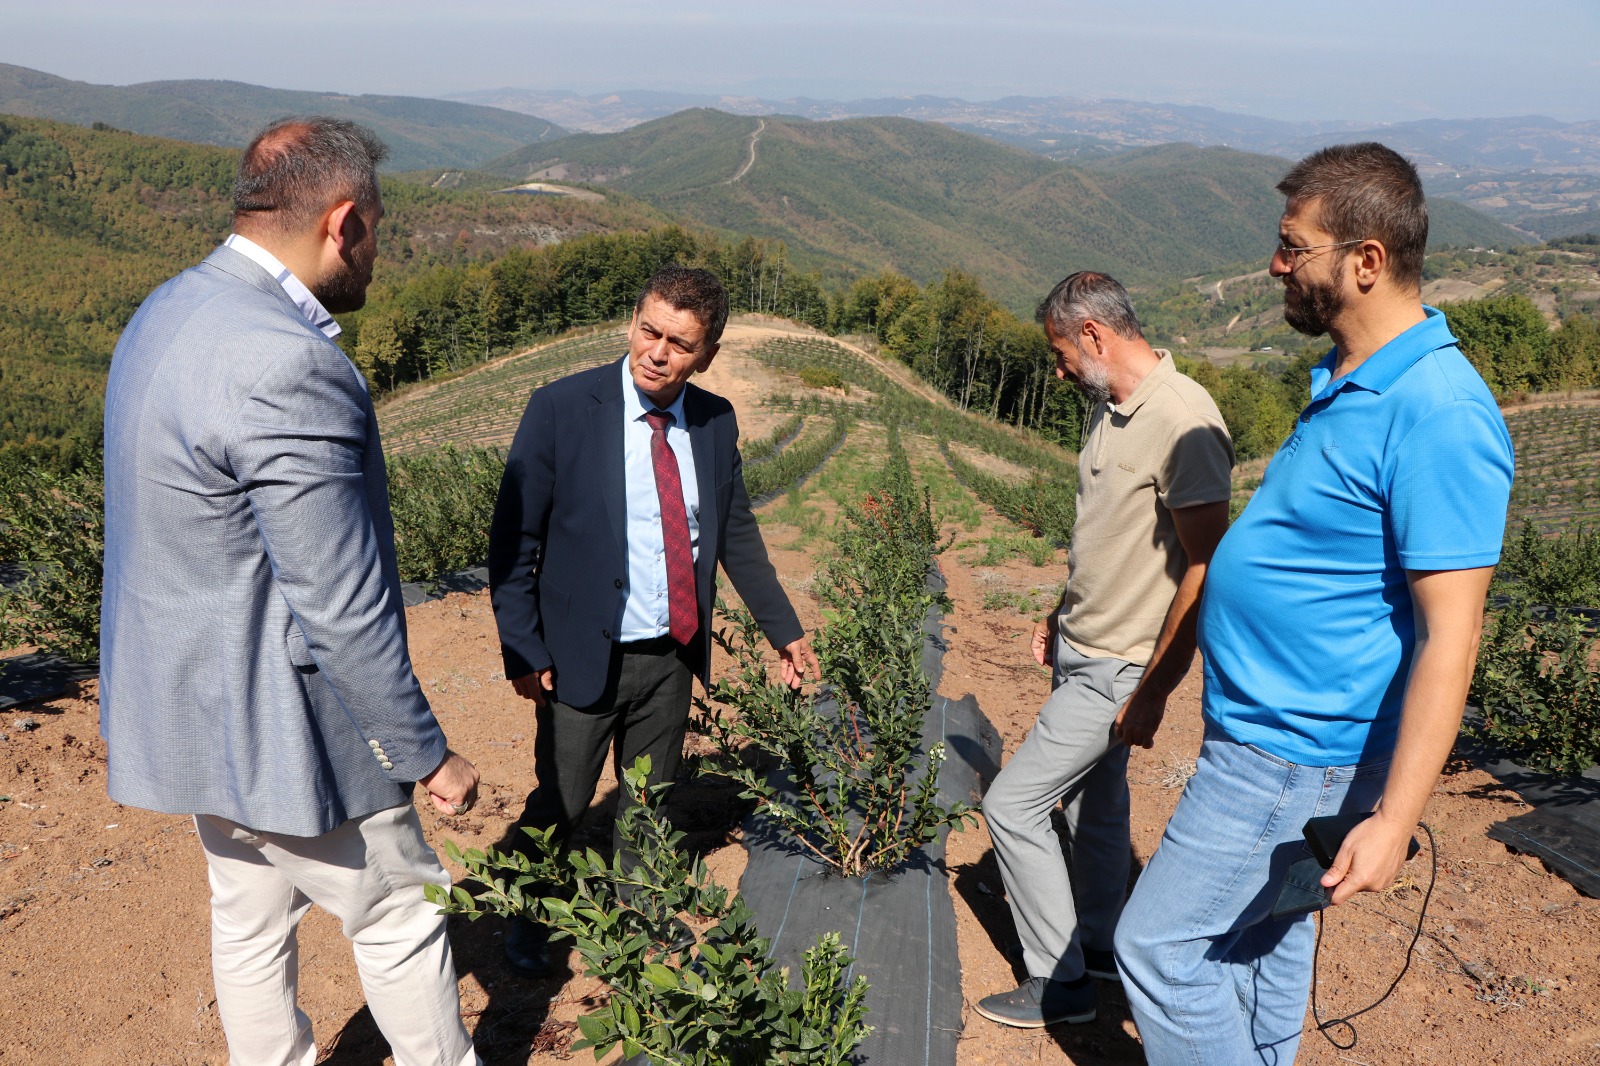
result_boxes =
[942,444,1076,547]
[0,408,853,662]
[743,413,851,502]
[432,758,872,1065]
[0,445,502,664]
[1495,516,1600,608]
[699,422,973,876]
[749,336,1079,484]
[386,444,503,584]
[0,455,103,663]
[739,413,805,466]
[1468,593,1599,775]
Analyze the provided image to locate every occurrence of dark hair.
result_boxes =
[1276,142,1428,291]
[232,116,388,234]
[1035,271,1143,342]
[635,265,730,345]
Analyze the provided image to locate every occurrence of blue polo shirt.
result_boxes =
[1200,308,1514,766]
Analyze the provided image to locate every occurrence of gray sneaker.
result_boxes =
[974,976,1096,1028]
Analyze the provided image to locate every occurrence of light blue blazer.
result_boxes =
[100,245,447,836]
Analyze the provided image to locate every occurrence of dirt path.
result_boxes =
[3,345,1597,1064]
[724,118,766,184]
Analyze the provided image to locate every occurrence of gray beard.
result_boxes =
[1076,357,1112,406]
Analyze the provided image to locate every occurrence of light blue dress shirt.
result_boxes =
[618,357,701,641]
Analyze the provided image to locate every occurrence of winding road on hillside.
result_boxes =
[724,118,766,184]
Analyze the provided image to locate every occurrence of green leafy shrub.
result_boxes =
[798,365,847,392]
[385,444,504,583]
[0,454,104,662]
[944,445,1075,547]
[740,413,805,465]
[1496,518,1600,608]
[429,757,871,1065]
[700,428,974,876]
[743,413,850,501]
[1467,595,1600,774]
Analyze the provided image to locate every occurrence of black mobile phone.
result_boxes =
[1304,811,1421,869]
[1270,812,1420,920]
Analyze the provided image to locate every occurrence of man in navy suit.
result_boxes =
[488,265,818,975]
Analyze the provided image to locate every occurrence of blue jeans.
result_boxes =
[1114,724,1389,1065]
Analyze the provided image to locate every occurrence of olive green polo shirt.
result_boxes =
[1060,352,1234,664]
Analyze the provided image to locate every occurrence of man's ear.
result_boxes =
[324,199,361,254]
[1081,318,1107,356]
[696,342,720,373]
[1353,239,1388,289]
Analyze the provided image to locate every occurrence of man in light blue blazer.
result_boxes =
[101,117,480,1066]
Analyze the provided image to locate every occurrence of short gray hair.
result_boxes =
[233,116,388,235]
[1035,271,1143,342]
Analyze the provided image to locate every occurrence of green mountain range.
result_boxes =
[0,63,566,172]
[486,110,1523,310]
[0,101,1530,463]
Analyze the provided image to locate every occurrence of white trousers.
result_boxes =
[195,804,479,1066]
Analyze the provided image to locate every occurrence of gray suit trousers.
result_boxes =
[982,635,1144,983]
[512,637,695,865]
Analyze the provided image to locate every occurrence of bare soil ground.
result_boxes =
[4,348,1598,1064]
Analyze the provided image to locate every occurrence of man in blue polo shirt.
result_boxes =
[1114,142,1515,1064]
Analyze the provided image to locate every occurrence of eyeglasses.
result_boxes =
[1273,238,1368,270]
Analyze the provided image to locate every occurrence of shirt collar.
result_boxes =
[224,233,342,339]
[1107,349,1175,418]
[1310,306,1457,401]
[621,356,689,426]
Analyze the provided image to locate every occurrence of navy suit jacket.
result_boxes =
[488,358,802,709]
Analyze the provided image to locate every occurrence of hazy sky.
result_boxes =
[5,0,1598,123]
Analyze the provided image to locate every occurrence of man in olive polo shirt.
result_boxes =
[976,271,1234,1028]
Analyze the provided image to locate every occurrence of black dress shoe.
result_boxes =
[504,914,557,977]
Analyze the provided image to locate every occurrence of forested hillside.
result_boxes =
[486,110,1523,309]
[0,108,1571,468]
[0,63,567,172]
[0,115,666,464]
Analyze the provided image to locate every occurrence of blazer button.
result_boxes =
[380,760,394,770]
[614,578,624,589]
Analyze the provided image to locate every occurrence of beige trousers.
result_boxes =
[195,804,479,1066]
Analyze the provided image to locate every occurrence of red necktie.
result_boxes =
[644,410,698,645]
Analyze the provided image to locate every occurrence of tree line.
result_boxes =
[339,228,1098,451]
